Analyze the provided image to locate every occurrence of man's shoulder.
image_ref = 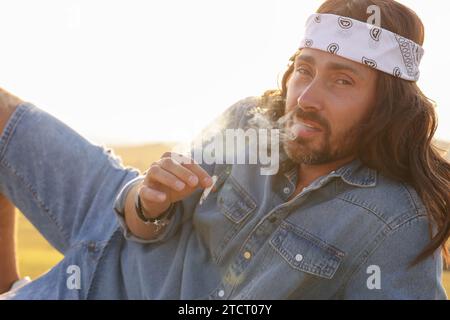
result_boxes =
[224,96,262,125]
[338,170,427,229]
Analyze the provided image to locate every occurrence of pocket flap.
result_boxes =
[217,175,257,224]
[270,221,345,279]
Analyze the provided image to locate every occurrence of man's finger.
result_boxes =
[159,157,199,187]
[162,152,213,188]
[146,165,187,192]
[139,185,167,203]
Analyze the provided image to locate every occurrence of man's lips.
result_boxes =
[293,119,323,130]
[290,119,323,139]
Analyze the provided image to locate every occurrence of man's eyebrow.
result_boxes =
[326,62,364,79]
[294,54,315,65]
[295,54,364,79]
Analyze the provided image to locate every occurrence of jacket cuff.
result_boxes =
[113,176,179,244]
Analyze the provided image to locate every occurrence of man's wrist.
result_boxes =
[114,175,176,239]
[134,191,174,232]
[113,175,145,218]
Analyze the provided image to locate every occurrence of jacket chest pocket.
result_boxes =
[217,175,257,223]
[209,175,257,263]
[270,221,345,279]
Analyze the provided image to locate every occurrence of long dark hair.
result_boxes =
[260,0,450,267]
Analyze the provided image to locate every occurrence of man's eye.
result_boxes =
[295,67,311,76]
[336,79,352,85]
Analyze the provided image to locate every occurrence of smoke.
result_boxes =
[168,102,299,175]
[247,107,297,143]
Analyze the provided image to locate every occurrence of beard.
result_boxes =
[282,109,364,165]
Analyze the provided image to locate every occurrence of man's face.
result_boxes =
[283,48,378,165]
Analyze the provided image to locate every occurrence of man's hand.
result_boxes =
[0,87,23,109]
[138,152,213,219]
[0,87,24,134]
[123,152,213,240]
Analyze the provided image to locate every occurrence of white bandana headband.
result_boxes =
[298,13,424,81]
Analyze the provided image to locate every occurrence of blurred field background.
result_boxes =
[16,142,450,295]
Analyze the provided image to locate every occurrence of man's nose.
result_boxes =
[296,80,325,112]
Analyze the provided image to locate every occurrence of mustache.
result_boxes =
[277,107,330,133]
[246,105,331,143]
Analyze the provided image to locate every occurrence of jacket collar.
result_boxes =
[279,151,377,188]
[334,158,377,187]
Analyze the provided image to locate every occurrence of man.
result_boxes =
[0,0,449,299]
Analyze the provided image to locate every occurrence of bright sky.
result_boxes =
[0,0,448,145]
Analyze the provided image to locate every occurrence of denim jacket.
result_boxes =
[1,99,445,300]
[107,96,447,299]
